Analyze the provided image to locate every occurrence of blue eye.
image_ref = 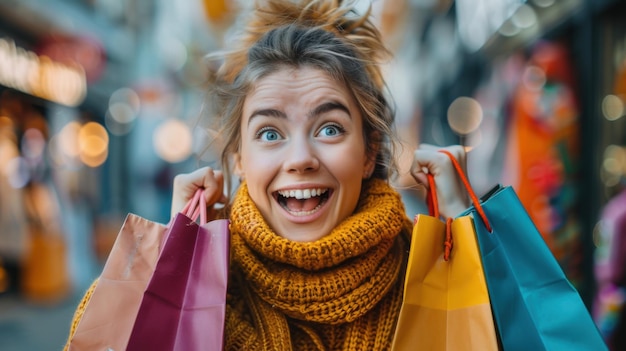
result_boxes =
[258,128,281,141]
[319,124,343,137]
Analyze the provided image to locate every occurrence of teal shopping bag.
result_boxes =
[466,185,606,351]
[440,150,607,351]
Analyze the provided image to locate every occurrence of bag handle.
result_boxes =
[426,173,439,219]
[438,150,492,233]
[180,189,208,224]
[425,173,454,261]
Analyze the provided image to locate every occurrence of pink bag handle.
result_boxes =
[438,150,492,233]
[180,189,208,224]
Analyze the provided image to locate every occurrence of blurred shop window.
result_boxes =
[0,107,29,295]
[0,93,72,302]
[0,37,87,107]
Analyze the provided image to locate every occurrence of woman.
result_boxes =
[67,0,469,349]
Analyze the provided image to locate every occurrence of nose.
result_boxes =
[283,137,319,174]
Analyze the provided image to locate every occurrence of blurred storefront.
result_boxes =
[0,0,234,349]
[0,3,96,301]
[0,0,232,305]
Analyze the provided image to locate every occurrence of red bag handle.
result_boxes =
[438,150,492,233]
[426,173,439,219]
[181,189,208,224]
[425,173,453,261]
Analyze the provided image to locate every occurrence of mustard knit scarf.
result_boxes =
[225,178,412,350]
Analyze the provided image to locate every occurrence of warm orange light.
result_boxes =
[153,119,192,163]
[78,122,109,167]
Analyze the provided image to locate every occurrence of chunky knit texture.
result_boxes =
[63,281,96,351]
[225,178,412,350]
[64,179,411,350]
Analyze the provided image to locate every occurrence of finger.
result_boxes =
[203,170,227,206]
[417,143,440,151]
[441,144,466,167]
[174,167,212,196]
[410,168,429,187]
[411,144,471,216]
[438,145,468,182]
[412,148,450,177]
[171,167,215,217]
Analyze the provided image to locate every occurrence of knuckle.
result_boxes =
[173,173,187,187]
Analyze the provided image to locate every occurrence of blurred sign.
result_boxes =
[37,34,106,83]
[0,38,87,106]
[203,0,229,22]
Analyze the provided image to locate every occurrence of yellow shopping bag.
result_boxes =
[391,174,499,351]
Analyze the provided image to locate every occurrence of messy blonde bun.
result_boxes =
[216,0,390,88]
[203,0,398,196]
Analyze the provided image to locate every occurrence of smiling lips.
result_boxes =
[276,188,330,216]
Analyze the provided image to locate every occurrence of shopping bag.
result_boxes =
[440,150,608,351]
[126,189,230,351]
[67,214,168,350]
[391,173,499,350]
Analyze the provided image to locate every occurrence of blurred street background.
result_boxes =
[1,0,626,350]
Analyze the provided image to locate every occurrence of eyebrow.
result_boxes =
[247,101,351,125]
[248,108,287,124]
[309,101,351,119]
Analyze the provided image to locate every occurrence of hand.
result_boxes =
[410,144,470,218]
[171,167,228,219]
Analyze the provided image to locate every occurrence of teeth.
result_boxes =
[278,188,327,199]
[289,205,322,217]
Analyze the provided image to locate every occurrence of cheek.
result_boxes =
[328,141,368,177]
[240,147,276,198]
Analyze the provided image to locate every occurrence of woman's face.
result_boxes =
[235,66,375,242]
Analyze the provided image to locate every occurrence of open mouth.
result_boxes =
[275,188,330,216]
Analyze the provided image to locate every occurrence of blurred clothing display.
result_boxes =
[503,41,584,286]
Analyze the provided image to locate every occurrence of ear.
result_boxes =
[233,153,244,179]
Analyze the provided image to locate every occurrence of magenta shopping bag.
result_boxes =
[126,189,230,351]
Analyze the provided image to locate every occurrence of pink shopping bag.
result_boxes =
[126,189,230,351]
[67,214,168,351]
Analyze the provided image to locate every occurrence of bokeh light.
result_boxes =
[162,36,188,72]
[601,94,624,121]
[49,120,109,168]
[109,87,141,114]
[78,122,109,167]
[106,87,140,136]
[5,156,30,188]
[499,19,521,37]
[58,121,81,159]
[601,144,626,187]
[511,5,537,30]
[21,128,46,160]
[447,97,483,135]
[522,65,547,92]
[153,119,192,163]
[532,0,556,8]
